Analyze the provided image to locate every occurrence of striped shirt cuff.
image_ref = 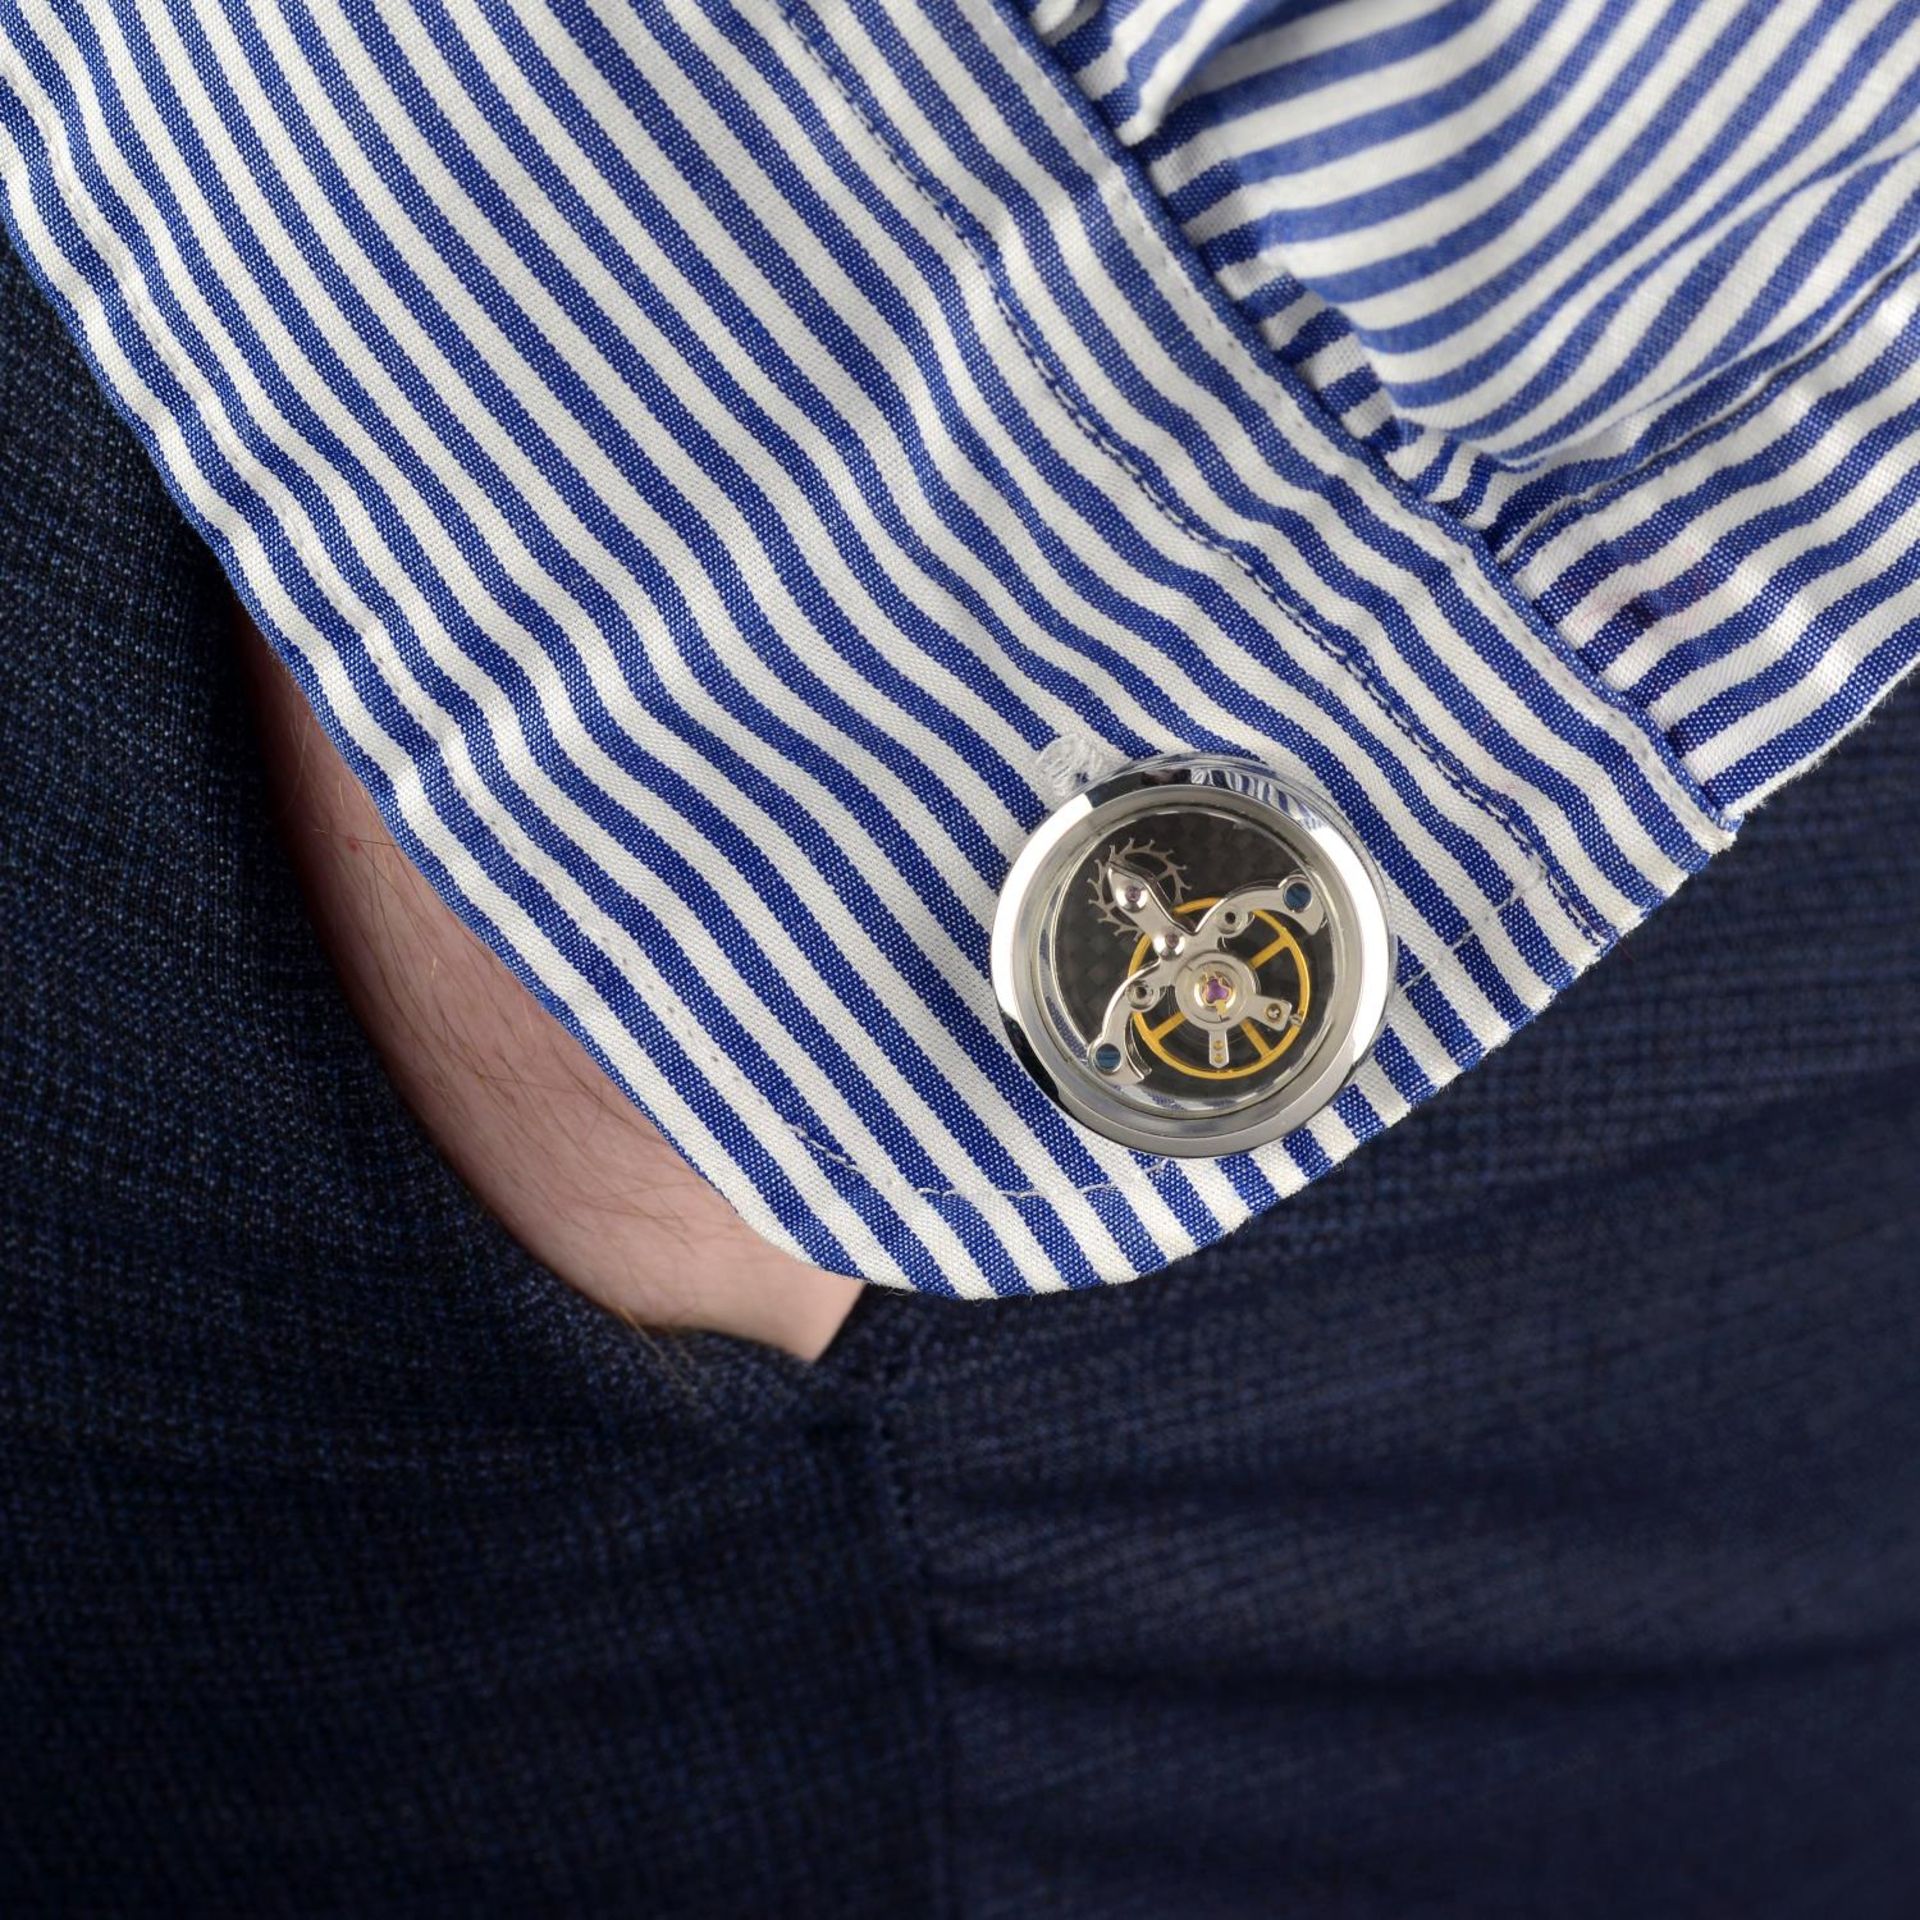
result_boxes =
[0,0,1905,1293]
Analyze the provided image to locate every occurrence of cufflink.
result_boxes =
[991,756,1394,1156]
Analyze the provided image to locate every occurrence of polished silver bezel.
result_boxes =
[991,756,1395,1156]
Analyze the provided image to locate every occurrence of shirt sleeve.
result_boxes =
[0,0,1909,1292]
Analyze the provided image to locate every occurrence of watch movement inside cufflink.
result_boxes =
[990,755,1395,1156]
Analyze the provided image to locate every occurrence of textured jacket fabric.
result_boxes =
[3,236,1920,1916]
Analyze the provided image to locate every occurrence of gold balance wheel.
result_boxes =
[1126,896,1311,1082]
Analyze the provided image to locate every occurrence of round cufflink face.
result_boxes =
[991,756,1395,1156]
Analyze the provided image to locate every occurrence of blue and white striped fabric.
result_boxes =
[0,0,1911,1294]
[1044,0,1920,809]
